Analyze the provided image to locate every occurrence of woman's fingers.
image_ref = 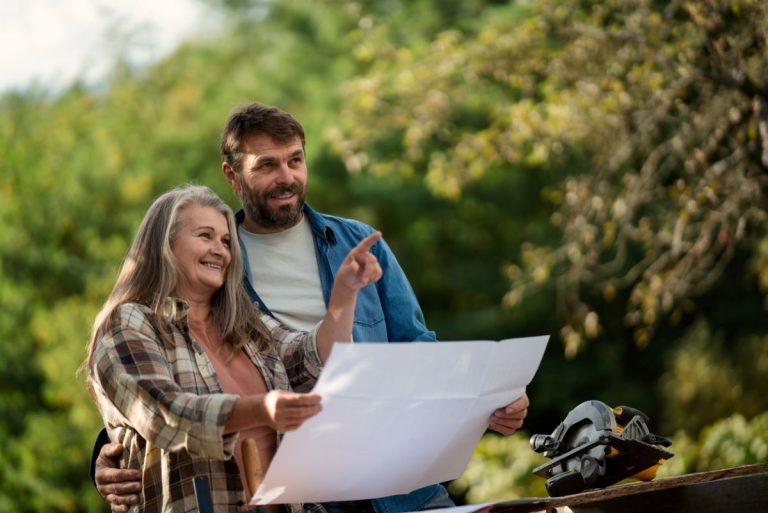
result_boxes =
[265,391,323,431]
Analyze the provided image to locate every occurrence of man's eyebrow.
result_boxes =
[251,155,277,165]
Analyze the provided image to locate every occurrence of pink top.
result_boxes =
[193,323,277,500]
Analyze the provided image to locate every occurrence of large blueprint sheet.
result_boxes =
[251,336,549,504]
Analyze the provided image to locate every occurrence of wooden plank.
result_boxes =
[564,472,768,513]
[486,463,768,513]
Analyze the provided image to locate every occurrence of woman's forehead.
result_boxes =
[179,203,229,230]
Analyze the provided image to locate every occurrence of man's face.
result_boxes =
[224,134,308,234]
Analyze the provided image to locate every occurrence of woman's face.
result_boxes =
[171,203,232,301]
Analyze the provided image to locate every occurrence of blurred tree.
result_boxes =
[330,0,768,351]
[3,0,767,510]
[0,80,179,512]
[660,411,768,476]
[659,321,768,434]
[328,0,768,430]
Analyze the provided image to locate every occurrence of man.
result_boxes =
[93,102,530,513]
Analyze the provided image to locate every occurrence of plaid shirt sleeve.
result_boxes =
[259,312,324,392]
[91,303,239,460]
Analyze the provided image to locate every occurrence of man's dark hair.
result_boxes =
[219,102,306,172]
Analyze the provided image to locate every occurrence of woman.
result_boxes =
[84,184,381,513]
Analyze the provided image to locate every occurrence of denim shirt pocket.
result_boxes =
[352,286,387,341]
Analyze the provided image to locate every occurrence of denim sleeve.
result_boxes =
[373,237,437,342]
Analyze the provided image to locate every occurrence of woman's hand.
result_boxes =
[260,390,323,432]
[226,391,322,433]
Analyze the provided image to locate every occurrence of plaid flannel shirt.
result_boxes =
[90,299,328,513]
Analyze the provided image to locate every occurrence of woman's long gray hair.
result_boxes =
[84,184,271,376]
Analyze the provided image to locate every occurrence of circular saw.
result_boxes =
[530,400,673,496]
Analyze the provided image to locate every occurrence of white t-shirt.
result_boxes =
[238,217,327,332]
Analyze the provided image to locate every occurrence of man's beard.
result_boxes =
[239,180,306,230]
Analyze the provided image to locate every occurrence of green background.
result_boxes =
[1,1,766,511]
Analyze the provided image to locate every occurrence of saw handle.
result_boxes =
[241,438,263,498]
[613,405,650,426]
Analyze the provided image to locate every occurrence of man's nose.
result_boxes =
[275,161,295,183]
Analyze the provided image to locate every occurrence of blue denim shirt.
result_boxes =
[236,205,451,513]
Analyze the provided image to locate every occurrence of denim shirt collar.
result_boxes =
[235,204,334,317]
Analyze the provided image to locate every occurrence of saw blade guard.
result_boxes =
[529,400,674,496]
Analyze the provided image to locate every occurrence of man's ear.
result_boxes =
[222,163,240,193]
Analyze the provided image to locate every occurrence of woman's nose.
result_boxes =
[211,239,229,254]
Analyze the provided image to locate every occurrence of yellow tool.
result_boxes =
[530,400,673,496]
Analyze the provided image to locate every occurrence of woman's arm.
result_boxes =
[92,304,323,457]
[224,390,322,433]
[91,304,239,459]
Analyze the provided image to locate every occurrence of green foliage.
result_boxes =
[331,0,768,353]
[449,432,548,502]
[660,412,768,476]
[659,320,768,435]
[2,0,767,511]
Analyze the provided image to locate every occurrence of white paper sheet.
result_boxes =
[401,503,496,513]
[251,336,549,504]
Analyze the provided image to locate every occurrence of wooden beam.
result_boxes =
[486,463,768,513]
